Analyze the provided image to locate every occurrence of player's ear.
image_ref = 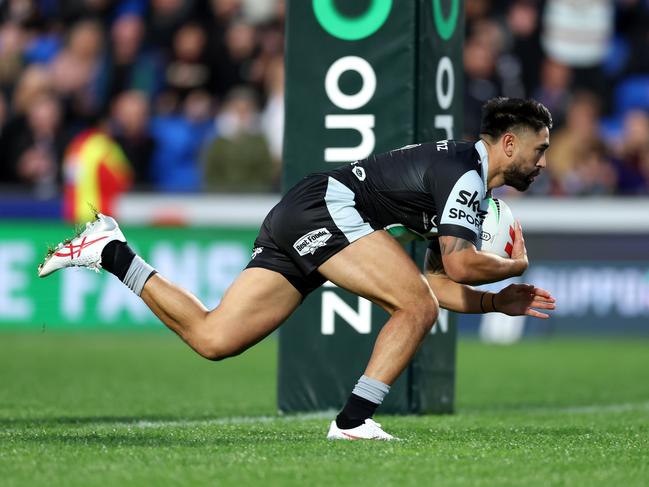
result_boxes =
[502,133,515,158]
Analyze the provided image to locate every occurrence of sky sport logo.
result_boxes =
[293,228,332,256]
[450,189,488,229]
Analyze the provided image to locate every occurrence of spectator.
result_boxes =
[49,19,105,124]
[63,128,133,222]
[545,92,602,185]
[0,0,41,25]
[211,19,258,99]
[0,22,26,92]
[108,90,155,187]
[563,142,617,195]
[97,14,163,107]
[162,21,213,105]
[10,64,52,116]
[465,0,492,29]
[246,1,284,88]
[533,57,573,128]
[0,92,65,197]
[463,24,505,138]
[616,0,649,76]
[241,0,280,24]
[504,0,542,97]
[541,0,613,95]
[542,0,614,69]
[203,86,273,192]
[611,110,649,194]
[149,89,214,192]
[1,0,647,199]
[147,0,196,52]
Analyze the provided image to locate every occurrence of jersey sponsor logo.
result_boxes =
[293,228,332,256]
[456,190,482,212]
[440,171,487,235]
[453,190,488,228]
[448,208,486,228]
[436,140,449,151]
[251,247,263,259]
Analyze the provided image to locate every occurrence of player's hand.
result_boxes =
[493,283,556,319]
[511,220,528,276]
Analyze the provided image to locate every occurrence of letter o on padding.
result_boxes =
[325,56,377,110]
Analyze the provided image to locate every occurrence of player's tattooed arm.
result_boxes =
[438,234,526,284]
[438,236,473,255]
[425,245,478,312]
[425,236,458,276]
[425,254,443,274]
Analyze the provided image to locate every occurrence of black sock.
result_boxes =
[336,393,379,429]
[101,241,136,281]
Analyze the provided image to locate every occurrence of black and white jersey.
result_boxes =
[326,140,490,246]
[248,139,491,295]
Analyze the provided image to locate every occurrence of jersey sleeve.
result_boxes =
[428,159,487,247]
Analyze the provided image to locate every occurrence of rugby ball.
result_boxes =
[479,198,516,258]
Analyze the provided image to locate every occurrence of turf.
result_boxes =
[0,333,647,487]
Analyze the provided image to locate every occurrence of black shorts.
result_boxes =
[246,174,377,296]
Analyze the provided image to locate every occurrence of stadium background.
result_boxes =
[0,1,648,486]
[1,0,648,336]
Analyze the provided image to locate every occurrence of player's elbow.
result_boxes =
[191,332,244,362]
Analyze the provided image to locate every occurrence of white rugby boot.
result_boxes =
[326,418,398,441]
[38,213,126,277]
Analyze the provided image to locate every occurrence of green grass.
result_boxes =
[1,333,648,487]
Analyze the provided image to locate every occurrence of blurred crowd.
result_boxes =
[0,0,284,197]
[1,0,649,198]
[467,0,649,196]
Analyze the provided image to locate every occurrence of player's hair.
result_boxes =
[480,97,553,139]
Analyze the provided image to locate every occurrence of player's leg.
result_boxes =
[319,230,439,439]
[140,267,302,360]
[38,213,302,360]
[319,230,439,383]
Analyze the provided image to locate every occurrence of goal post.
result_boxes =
[279,0,464,414]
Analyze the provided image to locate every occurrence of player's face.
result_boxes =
[504,127,550,191]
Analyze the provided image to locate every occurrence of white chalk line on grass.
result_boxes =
[130,401,649,430]
[3,403,648,434]
[133,410,336,429]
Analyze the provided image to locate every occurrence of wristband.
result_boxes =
[491,292,497,312]
[480,292,487,313]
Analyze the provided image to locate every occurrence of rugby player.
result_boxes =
[39,97,556,441]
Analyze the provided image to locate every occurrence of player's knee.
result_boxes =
[399,292,438,334]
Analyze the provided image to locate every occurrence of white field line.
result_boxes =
[3,403,648,435]
[132,410,336,429]
[129,401,649,429]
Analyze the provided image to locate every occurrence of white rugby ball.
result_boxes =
[479,198,516,258]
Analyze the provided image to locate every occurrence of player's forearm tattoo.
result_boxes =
[439,237,471,255]
[425,250,445,275]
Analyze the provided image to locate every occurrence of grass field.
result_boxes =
[1,332,648,487]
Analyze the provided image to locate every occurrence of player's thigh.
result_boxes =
[317,230,436,314]
[206,267,302,349]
